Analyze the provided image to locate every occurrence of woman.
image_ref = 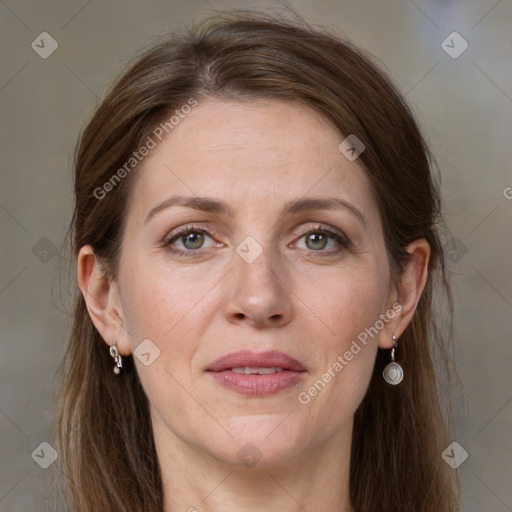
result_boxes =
[53,11,460,512]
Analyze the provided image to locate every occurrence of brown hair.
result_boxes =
[53,11,460,511]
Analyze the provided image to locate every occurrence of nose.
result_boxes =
[223,247,294,329]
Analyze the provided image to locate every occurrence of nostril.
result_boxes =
[234,313,245,320]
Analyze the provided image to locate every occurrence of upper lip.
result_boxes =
[206,350,307,372]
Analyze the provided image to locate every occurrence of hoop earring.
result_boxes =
[383,335,403,385]
[110,342,123,375]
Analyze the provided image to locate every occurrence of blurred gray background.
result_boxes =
[1,0,511,511]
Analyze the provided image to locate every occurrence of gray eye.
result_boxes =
[182,232,205,250]
[305,233,328,250]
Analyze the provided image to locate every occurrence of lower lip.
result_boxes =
[207,370,306,396]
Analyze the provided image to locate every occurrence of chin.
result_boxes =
[211,440,302,470]
[205,425,304,468]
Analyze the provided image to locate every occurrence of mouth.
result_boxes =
[206,350,307,397]
[206,349,306,372]
[229,366,285,374]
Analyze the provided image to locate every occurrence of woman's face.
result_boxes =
[110,99,399,466]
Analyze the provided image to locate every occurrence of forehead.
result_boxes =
[126,99,379,225]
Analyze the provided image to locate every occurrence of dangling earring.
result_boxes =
[383,335,403,385]
[110,342,123,375]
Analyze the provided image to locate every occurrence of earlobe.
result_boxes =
[77,245,131,355]
[378,239,430,349]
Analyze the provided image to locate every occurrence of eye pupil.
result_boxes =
[306,233,327,250]
[183,232,204,249]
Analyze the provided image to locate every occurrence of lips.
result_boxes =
[206,350,307,397]
[206,350,307,373]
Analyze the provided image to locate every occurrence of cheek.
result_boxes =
[292,260,387,425]
[293,257,389,347]
[118,264,215,411]
[118,258,226,400]
[120,259,220,343]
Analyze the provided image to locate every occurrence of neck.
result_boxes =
[152,411,355,512]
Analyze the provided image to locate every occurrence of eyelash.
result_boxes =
[162,223,351,258]
[162,224,218,258]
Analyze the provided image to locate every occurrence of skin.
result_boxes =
[78,99,430,512]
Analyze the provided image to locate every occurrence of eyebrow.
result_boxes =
[282,197,367,227]
[144,195,367,227]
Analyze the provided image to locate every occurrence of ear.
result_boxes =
[77,245,132,355]
[378,238,430,349]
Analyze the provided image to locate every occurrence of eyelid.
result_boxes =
[292,223,350,242]
[163,223,219,244]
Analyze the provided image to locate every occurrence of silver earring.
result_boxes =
[110,342,123,375]
[383,335,403,385]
